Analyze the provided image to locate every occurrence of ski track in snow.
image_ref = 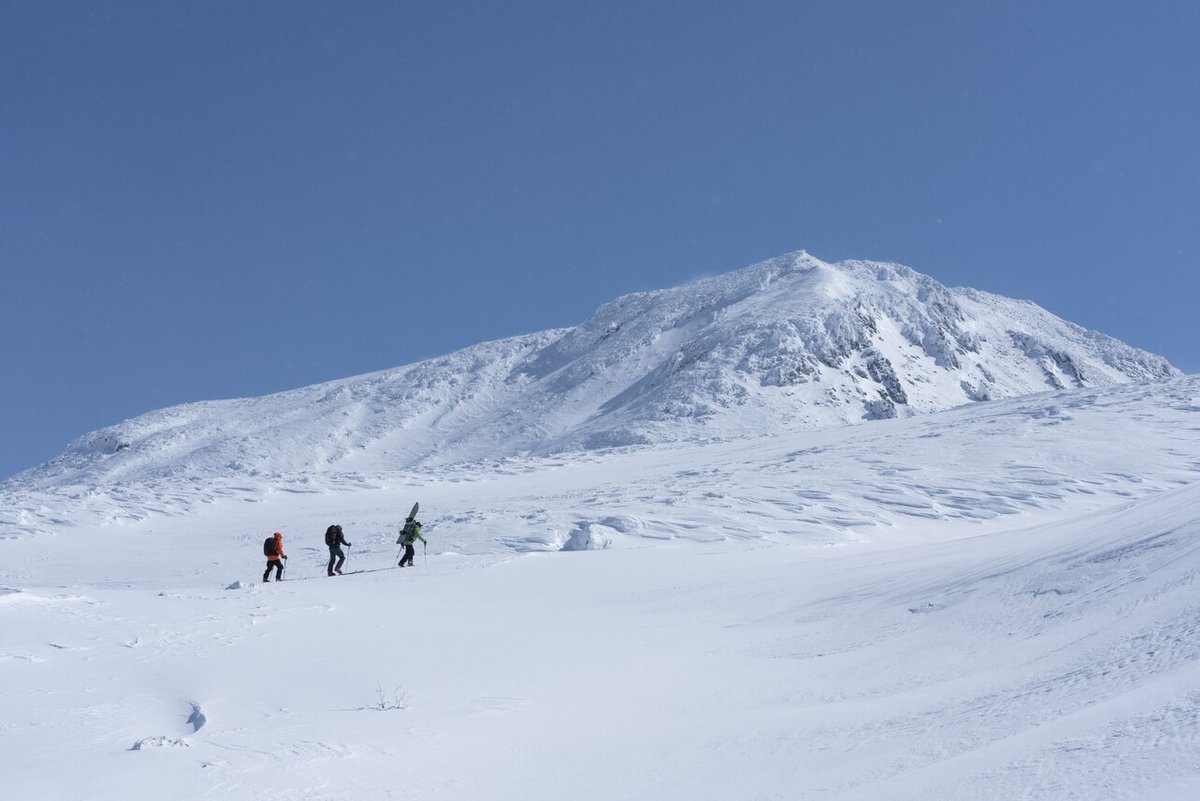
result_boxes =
[1,378,1199,799]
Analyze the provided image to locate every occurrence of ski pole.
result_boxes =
[424,541,427,566]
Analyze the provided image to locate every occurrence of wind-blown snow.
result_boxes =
[2,253,1197,799]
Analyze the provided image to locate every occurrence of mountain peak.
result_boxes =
[6,252,1178,491]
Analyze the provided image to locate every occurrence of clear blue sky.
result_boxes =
[3,1,1198,479]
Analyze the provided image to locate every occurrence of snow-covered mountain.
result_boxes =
[6,251,1178,493]
[2,248,1197,799]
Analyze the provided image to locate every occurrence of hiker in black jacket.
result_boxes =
[325,524,352,576]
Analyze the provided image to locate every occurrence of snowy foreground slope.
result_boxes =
[8,251,1176,491]
[4,376,1200,800]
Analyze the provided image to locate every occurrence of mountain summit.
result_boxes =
[11,252,1178,488]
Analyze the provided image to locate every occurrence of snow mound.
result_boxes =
[561,522,615,551]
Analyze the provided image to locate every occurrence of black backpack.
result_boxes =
[263,536,277,557]
[325,525,340,546]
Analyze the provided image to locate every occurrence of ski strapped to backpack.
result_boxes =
[398,520,423,544]
[395,501,420,544]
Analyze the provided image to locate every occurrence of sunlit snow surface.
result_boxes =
[3,377,1200,799]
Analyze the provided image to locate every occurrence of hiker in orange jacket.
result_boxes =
[263,531,287,582]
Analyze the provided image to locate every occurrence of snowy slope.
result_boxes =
[5,251,1177,493]
[3,251,1195,798]
[3,375,1200,800]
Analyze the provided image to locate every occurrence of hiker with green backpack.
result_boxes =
[397,519,425,567]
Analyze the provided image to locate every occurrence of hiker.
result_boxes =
[398,520,426,567]
[262,531,287,582]
[325,524,352,576]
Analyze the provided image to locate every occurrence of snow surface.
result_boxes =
[4,375,1200,800]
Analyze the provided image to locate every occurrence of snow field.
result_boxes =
[6,495,1200,800]
[3,377,1200,799]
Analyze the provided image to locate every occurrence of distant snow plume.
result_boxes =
[3,251,1178,495]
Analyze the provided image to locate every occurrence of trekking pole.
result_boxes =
[424,541,427,567]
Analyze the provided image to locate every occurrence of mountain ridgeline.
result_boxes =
[12,252,1178,489]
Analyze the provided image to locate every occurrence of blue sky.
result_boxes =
[3,1,1198,479]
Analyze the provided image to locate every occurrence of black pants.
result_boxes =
[263,559,284,582]
[400,543,416,566]
[327,545,346,575]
